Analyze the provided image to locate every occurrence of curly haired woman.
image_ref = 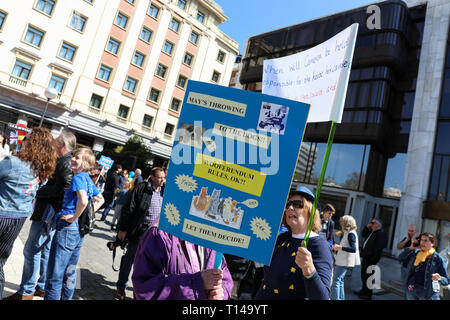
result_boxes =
[0,127,57,299]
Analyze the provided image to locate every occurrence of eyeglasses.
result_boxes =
[285,200,304,209]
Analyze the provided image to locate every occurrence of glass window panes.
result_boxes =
[117,104,129,118]
[49,74,66,93]
[89,93,103,109]
[25,26,44,47]
[155,64,167,78]
[177,0,186,9]
[177,75,187,88]
[163,41,174,55]
[211,71,220,83]
[97,64,112,81]
[165,123,175,135]
[115,12,128,29]
[217,50,225,63]
[70,12,86,32]
[124,77,137,92]
[149,88,160,103]
[183,52,193,66]
[148,4,159,19]
[59,42,76,61]
[169,18,180,32]
[12,60,32,80]
[142,114,153,127]
[189,31,199,44]
[170,98,181,112]
[383,153,406,196]
[196,11,205,23]
[0,11,6,29]
[35,0,55,15]
[140,26,152,42]
[107,38,120,54]
[132,52,145,67]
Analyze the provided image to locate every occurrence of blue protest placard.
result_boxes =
[98,155,114,170]
[158,80,310,265]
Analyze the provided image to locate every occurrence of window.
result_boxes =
[196,11,205,23]
[183,52,193,66]
[140,26,152,42]
[163,40,174,55]
[49,74,66,93]
[115,12,128,29]
[142,114,153,127]
[164,123,175,136]
[177,0,186,9]
[170,98,181,112]
[97,64,112,81]
[211,71,220,83]
[106,38,120,54]
[89,93,103,109]
[0,11,6,30]
[148,4,159,19]
[132,51,145,67]
[24,25,44,47]
[117,104,129,119]
[12,60,32,80]
[155,63,167,78]
[169,18,180,32]
[148,88,160,103]
[124,77,137,93]
[59,42,77,61]
[189,31,199,44]
[35,0,55,16]
[70,12,87,32]
[177,75,187,89]
[217,50,225,63]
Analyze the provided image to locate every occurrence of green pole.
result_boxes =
[302,121,337,248]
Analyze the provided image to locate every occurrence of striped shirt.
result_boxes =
[144,183,163,226]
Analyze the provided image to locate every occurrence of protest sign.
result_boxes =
[263,23,358,123]
[98,155,114,170]
[158,81,310,265]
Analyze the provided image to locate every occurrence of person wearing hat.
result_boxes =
[254,186,333,300]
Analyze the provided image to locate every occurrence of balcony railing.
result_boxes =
[9,75,27,87]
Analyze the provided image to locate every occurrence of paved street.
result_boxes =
[4,209,404,301]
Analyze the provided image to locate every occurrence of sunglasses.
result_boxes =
[285,200,304,209]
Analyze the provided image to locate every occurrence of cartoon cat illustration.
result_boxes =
[193,187,209,212]
[222,197,233,224]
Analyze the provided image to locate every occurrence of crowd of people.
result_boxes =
[0,127,449,301]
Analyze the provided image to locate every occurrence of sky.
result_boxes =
[216,0,375,53]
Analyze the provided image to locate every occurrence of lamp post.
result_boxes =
[39,87,58,127]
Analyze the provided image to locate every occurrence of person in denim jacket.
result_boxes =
[0,127,57,300]
[399,232,449,300]
[44,148,104,300]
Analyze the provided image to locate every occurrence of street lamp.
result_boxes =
[39,87,58,127]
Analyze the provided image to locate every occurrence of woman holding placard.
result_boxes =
[254,186,333,300]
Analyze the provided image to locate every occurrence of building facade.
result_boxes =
[240,0,450,254]
[0,0,239,163]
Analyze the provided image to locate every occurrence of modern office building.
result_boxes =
[0,0,239,164]
[240,0,450,254]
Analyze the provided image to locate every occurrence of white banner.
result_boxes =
[262,23,359,123]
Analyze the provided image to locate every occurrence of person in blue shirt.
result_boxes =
[255,186,333,300]
[44,148,104,300]
[0,127,57,300]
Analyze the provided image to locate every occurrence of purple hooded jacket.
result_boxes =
[132,227,233,300]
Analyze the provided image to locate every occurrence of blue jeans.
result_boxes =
[406,285,440,300]
[331,265,349,300]
[101,191,115,221]
[44,219,84,300]
[19,220,55,295]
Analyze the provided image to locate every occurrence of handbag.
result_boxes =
[78,196,95,236]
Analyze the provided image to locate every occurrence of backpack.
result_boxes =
[78,197,95,236]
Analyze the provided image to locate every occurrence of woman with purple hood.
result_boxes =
[132,226,233,300]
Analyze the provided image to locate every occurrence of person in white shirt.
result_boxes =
[0,132,11,160]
